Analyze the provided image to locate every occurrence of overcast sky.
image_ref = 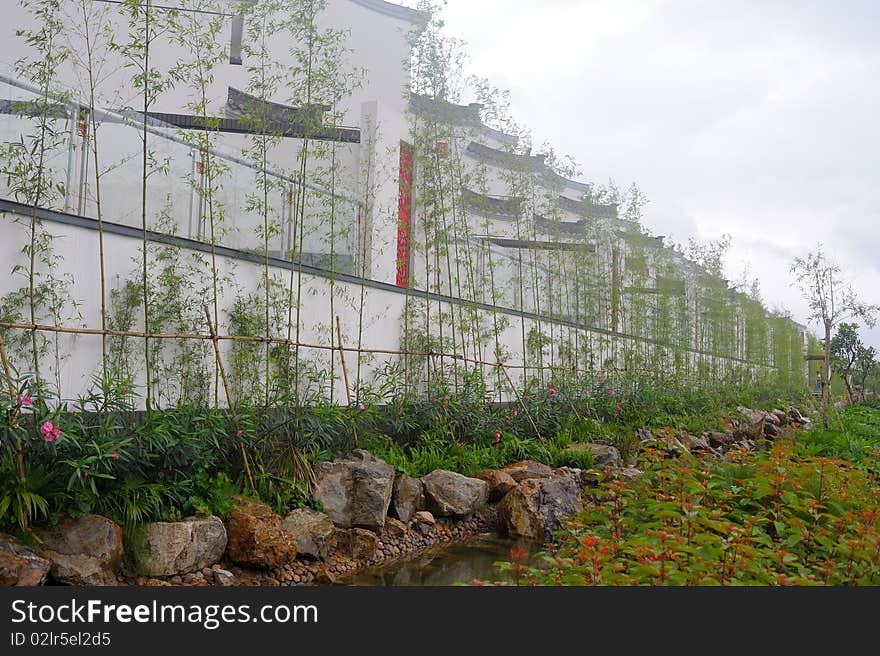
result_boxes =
[400,0,880,350]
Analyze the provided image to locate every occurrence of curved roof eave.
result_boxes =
[348,0,430,24]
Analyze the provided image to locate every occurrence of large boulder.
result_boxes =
[335,528,379,561]
[225,497,298,568]
[736,406,765,439]
[36,514,123,586]
[127,516,227,577]
[498,476,583,542]
[313,449,395,531]
[282,508,335,560]
[0,534,50,586]
[562,443,622,468]
[502,460,554,483]
[391,474,425,523]
[475,469,517,502]
[422,470,489,517]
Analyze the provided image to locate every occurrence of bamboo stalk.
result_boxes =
[497,358,542,440]
[336,315,358,446]
[204,305,255,492]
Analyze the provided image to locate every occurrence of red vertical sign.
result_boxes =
[396,141,413,287]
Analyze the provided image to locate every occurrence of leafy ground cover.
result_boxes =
[0,368,809,536]
[492,404,880,586]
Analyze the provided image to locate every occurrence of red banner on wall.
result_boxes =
[396,141,413,287]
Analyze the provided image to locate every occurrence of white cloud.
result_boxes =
[401,0,880,348]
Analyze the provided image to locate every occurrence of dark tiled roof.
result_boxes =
[486,237,596,252]
[226,87,329,127]
[409,93,482,126]
[349,0,430,23]
[534,214,590,235]
[465,141,547,170]
[461,188,522,218]
[145,111,359,143]
[555,194,618,219]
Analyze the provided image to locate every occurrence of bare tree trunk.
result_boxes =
[822,320,831,426]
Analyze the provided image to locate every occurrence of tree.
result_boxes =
[830,322,861,401]
[790,245,879,420]
[853,344,878,401]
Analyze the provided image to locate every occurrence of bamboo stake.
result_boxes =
[429,352,458,443]
[204,305,255,492]
[0,334,26,484]
[497,358,542,440]
[336,315,358,446]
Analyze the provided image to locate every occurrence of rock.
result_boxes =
[736,406,765,439]
[225,497,298,569]
[502,460,554,482]
[384,517,408,538]
[421,470,489,517]
[634,427,654,442]
[0,533,50,586]
[475,469,517,502]
[391,474,425,523]
[213,568,235,586]
[551,467,582,485]
[313,449,395,531]
[412,511,435,526]
[36,514,123,586]
[681,433,711,451]
[763,422,783,438]
[128,516,227,577]
[498,477,583,542]
[336,528,379,561]
[615,467,643,482]
[282,508,335,560]
[707,431,734,448]
[790,407,809,424]
[314,569,336,585]
[562,443,622,468]
[577,469,602,488]
[772,409,787,425]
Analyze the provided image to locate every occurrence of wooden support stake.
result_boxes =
[0,334,26,484]
[204,306,255,492]
[336,315,358,446]
[497,358,542,440]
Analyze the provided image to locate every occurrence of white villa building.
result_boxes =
[0,0,808,405]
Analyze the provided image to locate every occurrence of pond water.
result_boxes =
[338,533,543,586]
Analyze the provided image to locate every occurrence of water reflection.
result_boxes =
[339,533,542,586]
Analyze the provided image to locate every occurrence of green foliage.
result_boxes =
[491,436,880,585]
[800,404,880,466]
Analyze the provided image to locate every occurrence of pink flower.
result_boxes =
[609,390,616,398]
[358,404,366,411]
[513,409,519,417]
[236,429,243,438]
[112,452,119,460]
[41,421,59,443]
[21,395,32,407]
[495,432,502,443]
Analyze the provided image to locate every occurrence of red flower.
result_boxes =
[509,545,529,562]
[581,535,600,549]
